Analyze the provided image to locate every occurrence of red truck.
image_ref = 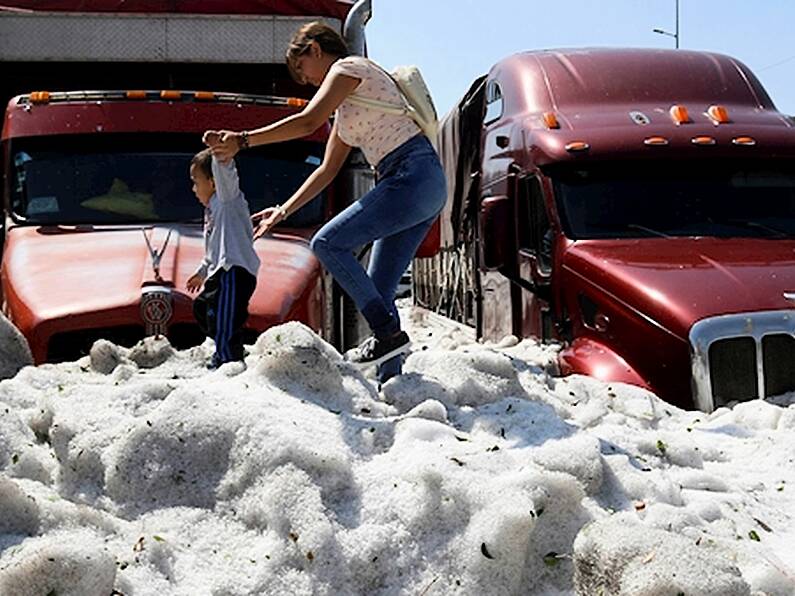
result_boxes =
[1,0,375,362]
[418,48,795,412]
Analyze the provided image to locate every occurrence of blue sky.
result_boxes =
[366,0,795,117]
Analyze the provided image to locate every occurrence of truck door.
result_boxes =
[515,174,554,340]
[479,80,517,341]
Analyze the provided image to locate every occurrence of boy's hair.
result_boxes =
[286,21,349,84]
[191,149,213,179]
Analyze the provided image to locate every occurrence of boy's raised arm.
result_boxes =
[211,155,242,203]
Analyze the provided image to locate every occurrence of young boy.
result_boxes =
[186,144,260,369]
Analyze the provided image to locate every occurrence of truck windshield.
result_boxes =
[9,134,326,227]
[551,159,795,239]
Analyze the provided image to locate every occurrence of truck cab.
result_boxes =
[0,0,374,362]
[421,48,795,411]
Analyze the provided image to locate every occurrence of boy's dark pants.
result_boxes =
[193,266,257,363]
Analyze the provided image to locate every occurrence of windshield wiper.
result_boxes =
[584,222,672,239]
[626,223,672,239]
[718,218,792,238]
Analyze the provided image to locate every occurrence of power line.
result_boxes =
[758,55,795,72]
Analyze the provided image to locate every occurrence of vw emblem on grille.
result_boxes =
[785,291,795,304]
[141,286,173,336]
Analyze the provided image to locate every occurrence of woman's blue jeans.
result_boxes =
[310,134,447,382]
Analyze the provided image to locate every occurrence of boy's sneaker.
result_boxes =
[347,331,411,369]
[206,355,223,370]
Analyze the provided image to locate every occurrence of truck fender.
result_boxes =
[558,336,652,391]
[415,217,441,258]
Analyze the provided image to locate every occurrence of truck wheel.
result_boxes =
[329,245,371,353]
[330,280,367,353]
[347,243,372,351]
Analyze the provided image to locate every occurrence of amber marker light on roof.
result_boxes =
[194,91,215,101]
[732,136,756,146]
[565,141,590,152]
[669,104,691,125]
[543,112,560,129]
[287,97,309,108]
[126,90,147,100]
[644,136,669,146]
[692,136,717,145]
[30,91,51,104]
[707,105,730,124]
[160,90,182,100]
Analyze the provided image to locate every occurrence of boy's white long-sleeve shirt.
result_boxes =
[194,157,260,280]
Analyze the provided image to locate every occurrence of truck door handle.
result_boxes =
[496,135,509,148]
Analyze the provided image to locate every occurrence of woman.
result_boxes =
[205,22,446,382]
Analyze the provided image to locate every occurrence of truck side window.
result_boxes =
[518,176,553,273]
[484,81,504,124]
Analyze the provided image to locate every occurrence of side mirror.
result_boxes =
[479,194,513,271]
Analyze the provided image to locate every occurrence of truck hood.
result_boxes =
[563,238,795,339]
[2,224,319,325]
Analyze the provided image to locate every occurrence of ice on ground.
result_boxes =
[0,305,794,595]
[0,313,33,380]
[0,530,116,596]
[573,514,750,595]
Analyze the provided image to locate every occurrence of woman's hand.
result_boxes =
[203,130,242,162]
[252,207,286,240]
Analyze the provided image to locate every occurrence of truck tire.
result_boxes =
[329,244,371,353]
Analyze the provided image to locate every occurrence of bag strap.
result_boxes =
[344,57,414,117]
[364,57,404,97]
[345,93,412,117]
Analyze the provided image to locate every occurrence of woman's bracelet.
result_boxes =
[274,204,288,220]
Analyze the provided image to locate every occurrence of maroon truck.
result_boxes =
[0,0,377,362]
[416,48,795,412]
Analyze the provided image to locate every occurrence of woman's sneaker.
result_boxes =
[347,331,411,369]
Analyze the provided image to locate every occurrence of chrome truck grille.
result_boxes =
[690,311,795,412]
